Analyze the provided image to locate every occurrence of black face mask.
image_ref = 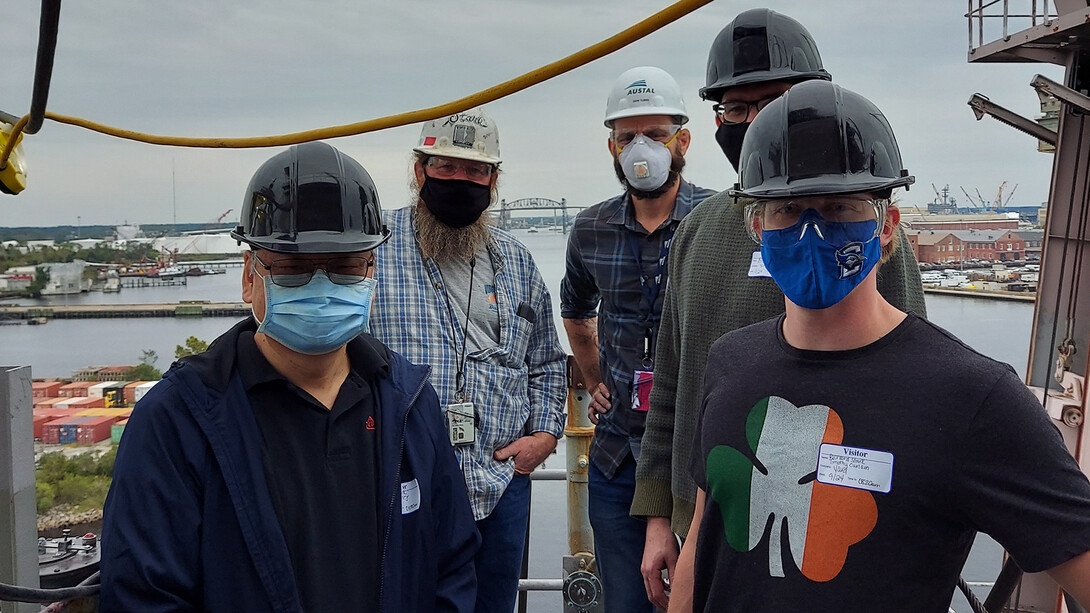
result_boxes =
[420,176,491,228]
[715,122,750,172]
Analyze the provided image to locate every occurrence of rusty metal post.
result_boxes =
[562,357,604,612]
[565,357,594,559]
[1,365,39,613]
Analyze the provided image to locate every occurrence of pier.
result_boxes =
[922,286,1035,302]
[0,301,250,320]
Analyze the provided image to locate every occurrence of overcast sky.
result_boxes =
[0,0,1063,229]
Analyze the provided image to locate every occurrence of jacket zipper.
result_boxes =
[377,370,429,612]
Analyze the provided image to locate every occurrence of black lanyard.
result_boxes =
[626,225,675,366]
[436,257,475,402]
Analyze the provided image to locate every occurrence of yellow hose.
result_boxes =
[0,0,711,168]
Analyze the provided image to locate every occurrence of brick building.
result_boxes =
[906,229,1026,264]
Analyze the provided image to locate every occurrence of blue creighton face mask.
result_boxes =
[760,208,881,310]
[254,271,378,355]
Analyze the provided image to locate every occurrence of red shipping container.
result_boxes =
[33,414,52,440]
[34,397,68,409]
[41,416,79,444]
[32,381,63,399]
[63,397,106,409]
[122,382,148,406]
[58,382,94,398]
[76,416,119,444]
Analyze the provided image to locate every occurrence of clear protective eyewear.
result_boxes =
[713,95,780,125]
[744,197,887,245]
[425,156,494,181]
[610,124,681,150]
[253,252,374,287]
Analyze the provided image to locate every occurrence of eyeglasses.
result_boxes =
[745,197,887,244]
[610,124,681,150]
[252,252,374,287]
[425,157,494,181]
[712,95,780,125]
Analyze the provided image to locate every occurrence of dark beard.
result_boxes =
[613,149,686,200]
[413,199,490,264]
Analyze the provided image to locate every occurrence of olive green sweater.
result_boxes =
[630,190,928,536]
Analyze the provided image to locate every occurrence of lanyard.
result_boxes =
[626,225,675,366]
[436,257,476,402]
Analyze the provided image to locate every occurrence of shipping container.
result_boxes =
[34,397,69,409]
[41,416,87,445]
[122,381,148,406]
[74,408,131,419]
[133,381,159,403]
[103,381,131,407]
[76,416,119,443]
[33,414,52,440]
[111,419,128,445]
[57,381,95,398]
[58,417,92,444]
[63,397,106,410]
[32,381,63,399]
[87,382,119,399]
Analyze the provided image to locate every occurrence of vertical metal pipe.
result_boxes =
[564,358,595,559]
[0,366,39,613]
[1003,0,1011,40]
[518,484,531,613]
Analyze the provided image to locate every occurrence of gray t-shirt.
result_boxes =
[439,243,500,354]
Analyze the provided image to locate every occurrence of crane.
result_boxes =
[215,208,233,224]
[959,186,984,212]
[995,183,1018,212]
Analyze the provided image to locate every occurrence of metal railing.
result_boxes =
[966,0,1059,52]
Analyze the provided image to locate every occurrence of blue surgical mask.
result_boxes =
[618,134,673,191]
[254,271,378,355]
[760,208,881,310]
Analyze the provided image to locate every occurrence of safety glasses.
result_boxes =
[610,124,681,150]
[252,252,373,287]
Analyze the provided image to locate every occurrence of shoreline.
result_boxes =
[923,286,1036,302]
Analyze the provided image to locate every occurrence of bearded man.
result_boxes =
[370,107,568,613]
[561,66,716,613]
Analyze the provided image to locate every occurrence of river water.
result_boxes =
[0,225,1034,611]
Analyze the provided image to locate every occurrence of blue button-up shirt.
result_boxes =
[560,180,717,478]
[371,206,568,520]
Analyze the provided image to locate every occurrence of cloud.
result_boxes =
[0,0,1063,227]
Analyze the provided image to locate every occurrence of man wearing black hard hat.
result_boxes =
[100,142,480,613]
[669,79,1090,613]
[631,9,928,609]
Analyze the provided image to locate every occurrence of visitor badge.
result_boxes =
[631,370,653,411]
[401,479,421,515]
[748,251,771,278]
[815,444,894,494]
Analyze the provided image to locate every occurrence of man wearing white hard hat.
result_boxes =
[370,107,568,613]
[561,67,716,613]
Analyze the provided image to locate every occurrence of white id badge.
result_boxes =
[446,402,476,446]
[748,250,771,278]
[401,479,420,515]
[815,443,894,494]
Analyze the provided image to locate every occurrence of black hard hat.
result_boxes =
[231,141,390,254]
[699,9,831,101]
[730,80,914,199]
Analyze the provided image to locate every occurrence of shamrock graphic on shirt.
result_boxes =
[705,396,878,581]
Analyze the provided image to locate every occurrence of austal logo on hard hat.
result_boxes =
[625,80,655,95]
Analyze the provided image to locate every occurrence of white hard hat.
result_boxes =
[604,66,689,127]
[413,107,501,165]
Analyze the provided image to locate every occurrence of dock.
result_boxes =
[0,301,251,320]
[922,286,1036,302]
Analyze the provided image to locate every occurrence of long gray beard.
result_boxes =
[414,200,491,264]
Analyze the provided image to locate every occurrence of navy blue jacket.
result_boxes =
[100,319,480,612]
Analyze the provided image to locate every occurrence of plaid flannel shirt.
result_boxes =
[371,206,567,520]
[560,180,717,479]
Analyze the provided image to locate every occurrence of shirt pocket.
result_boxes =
[501,312,534,368]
